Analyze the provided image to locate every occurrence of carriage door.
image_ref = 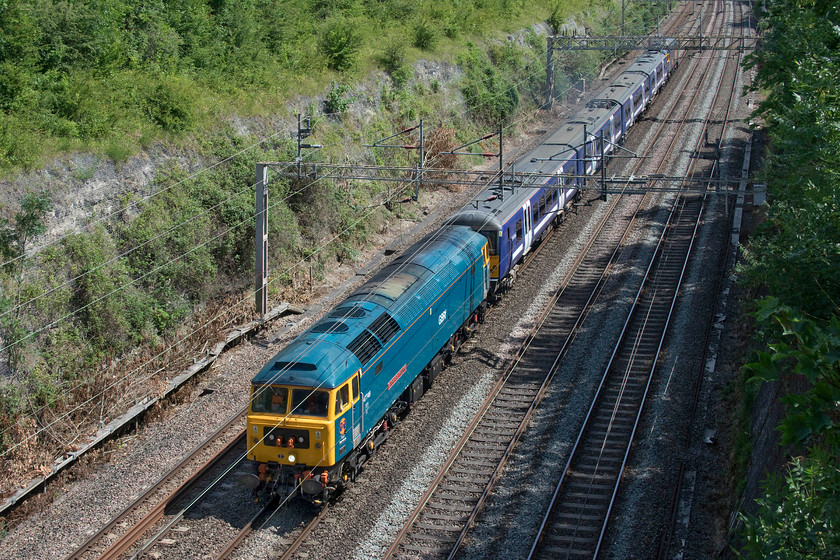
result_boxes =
[523,201,533,253]
[351,372,362,447]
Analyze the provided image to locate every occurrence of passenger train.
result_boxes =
[242,40,678,504]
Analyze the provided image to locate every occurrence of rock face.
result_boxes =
[0,20,562,245]
[0,56,471,249]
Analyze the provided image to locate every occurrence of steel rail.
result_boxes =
[382,3,713,557]
[64,412,245,560]
[528,2,740,555]
[654,1,751,556]
[383,181,647,559]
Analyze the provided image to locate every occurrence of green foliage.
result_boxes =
[412,18,438,51]
[0,192,52,376]
[745,299,840,449]
[320,16,360,71]
[546,0,566,33]
[144,75,197,133]
[739,0,840,319]
[379,40,406,76]
[0,193,52,269]
[738,450,840,560]
[459,43,523,123]
[733,3,840,555]
[739,302,840,557]
[324,81,352,115]
[0,0,561,170]
[378,40,412,88]
[0,0,654,485]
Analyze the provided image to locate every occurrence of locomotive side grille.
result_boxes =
[437,263,458,287]
[399,297,424,321]
[369,312,400,345]
[347,331,382,365]
[414,280,439,307]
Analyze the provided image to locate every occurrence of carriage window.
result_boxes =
[291,389,329,417]
[335,384,350,415]
[252,386,288,413]
[515,220,522,241]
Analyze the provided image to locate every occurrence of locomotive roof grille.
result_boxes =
[310,320,349,334]
[329,306,366,319]
[270,361,317,372]
[369,312,400,345]
[347,331,382,365]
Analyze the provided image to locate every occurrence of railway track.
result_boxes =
[64,413,247,560]
[653,1,753,556]
[528,2,749,557]
[52,3,754,560]
[528,192,707,559]
[378,1,748,557]
[382,191,651,560]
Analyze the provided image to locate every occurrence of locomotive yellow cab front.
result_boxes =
[247,385,335,470]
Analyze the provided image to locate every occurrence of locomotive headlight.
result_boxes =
[288,454,296,463]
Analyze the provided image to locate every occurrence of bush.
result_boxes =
[459,44,521,123]
[379,40,406,75]
[320,17,360,71]
[324,81,352,115]
[378,41,412,88]
[144,76,197,133]
[413,19,438,51]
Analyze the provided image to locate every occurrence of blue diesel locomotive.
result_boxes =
[245,226,489,503]
[244,40,679,504]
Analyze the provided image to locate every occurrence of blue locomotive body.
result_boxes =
[246,226,489,503]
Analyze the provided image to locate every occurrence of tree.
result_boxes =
[0,192,51,377]
[738,299,840,559]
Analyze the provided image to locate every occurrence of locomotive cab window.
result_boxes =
[291,388,329,417]
[251,386,288,413]
[352,374,360,400]
[335,384,350,415]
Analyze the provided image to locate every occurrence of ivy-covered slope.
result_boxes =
[736,0,840,556]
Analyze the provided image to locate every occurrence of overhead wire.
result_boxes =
[0,26,667,542]
[0,176,420,458]
[0,36,596,462]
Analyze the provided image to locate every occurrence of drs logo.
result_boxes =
[438,309,447,325]
[339,417,347,436]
